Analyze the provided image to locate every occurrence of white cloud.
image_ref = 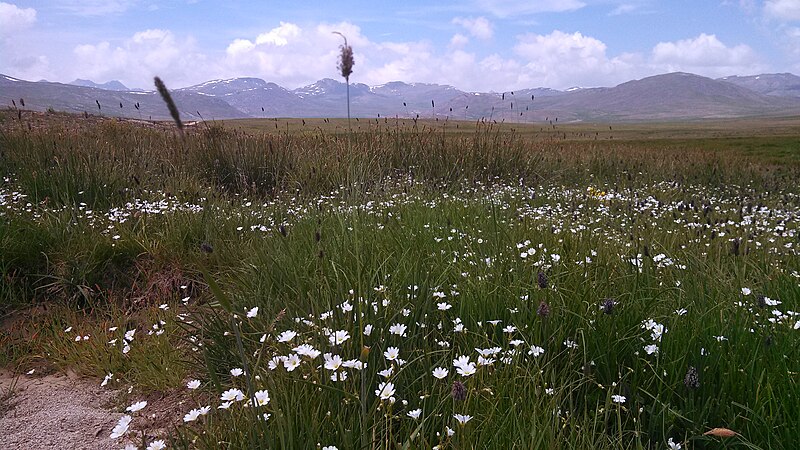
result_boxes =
[609,4,639,15]
[474,0,586,17]
[71,29,210,88]
[53,0,138,16]
[255,22,301,46]
[513,30,636,88]
[221,22,354,88]
[650,33,765,76]
[0,3,47,81]
[452,16,494,40]
[0,2,36,36]
[450,33,470,47]
[765,0,800,21]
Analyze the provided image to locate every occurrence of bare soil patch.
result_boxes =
[0,369,122,450]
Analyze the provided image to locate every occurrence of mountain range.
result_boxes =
[2,72,800,123]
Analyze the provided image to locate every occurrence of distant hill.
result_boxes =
[1,75,247,120]
[527,72,800,121]
[719,73,800,98]
[69,79,130,91]
[3,72,800,122]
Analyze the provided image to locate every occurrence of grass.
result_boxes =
[1,110,799,449]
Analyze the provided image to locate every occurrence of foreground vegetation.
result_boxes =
[1,110,799,449]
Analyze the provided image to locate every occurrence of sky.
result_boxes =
[1,1,799,92]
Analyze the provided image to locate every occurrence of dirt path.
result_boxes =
[0,369,123,450]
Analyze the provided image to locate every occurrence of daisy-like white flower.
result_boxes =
[343,359,366,370]
[611,394,626,404]
[389,323,407,337]
[453,355,477,376]
[220,388,245,402]
[322,446,338,450]
[324,353,343,371]
[126,401,147,413]
[437,302,452,311]
[230,368,244,377]
[453,414,472,425]
[502,325,517,333]
[407,408,422,419]
[477,356,494,366]
[64,326,73,333]
[644,344,659,355]
[146,439,166,450]
[187,379,201,390]
[284,353,301,371]
[293,344,321,359]
[528,345,545,357]
[218,401,233,410]
[363,324,373,336]
[268,356,284,370]
[741,287,751,296]
[453,355,471,369]
[329,330,351,346]
[475,347,502,357]
[384,347,400,361]
[246,307,259,318]
[432,367,448,379]
[667,438,682,450]
[101,373,113,387]
[254,389,270,406]
[378,367,394,378]
[124,329,136,342]
[456,362,476,377]
[375,381,396,402]
[110,415,132,439]
[183,408,203,422]
[277,330,297,343]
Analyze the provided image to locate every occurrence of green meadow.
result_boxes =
[1,110,799,449]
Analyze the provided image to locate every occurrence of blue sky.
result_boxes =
[1,1,799,91]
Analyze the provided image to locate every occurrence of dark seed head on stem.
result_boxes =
[537,300,550,318]
[452,380,467,401]
[601,298,616,315]
[537,271,548,289]
[684,366,700,390]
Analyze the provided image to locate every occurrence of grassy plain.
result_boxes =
[1,110,799,449]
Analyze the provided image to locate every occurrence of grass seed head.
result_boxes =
[537,271,548,289]
[452,380,467,401]
[684,366,700,389]
[333,32,354,81]
[537,300,550,318]
[154,76,184,133]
